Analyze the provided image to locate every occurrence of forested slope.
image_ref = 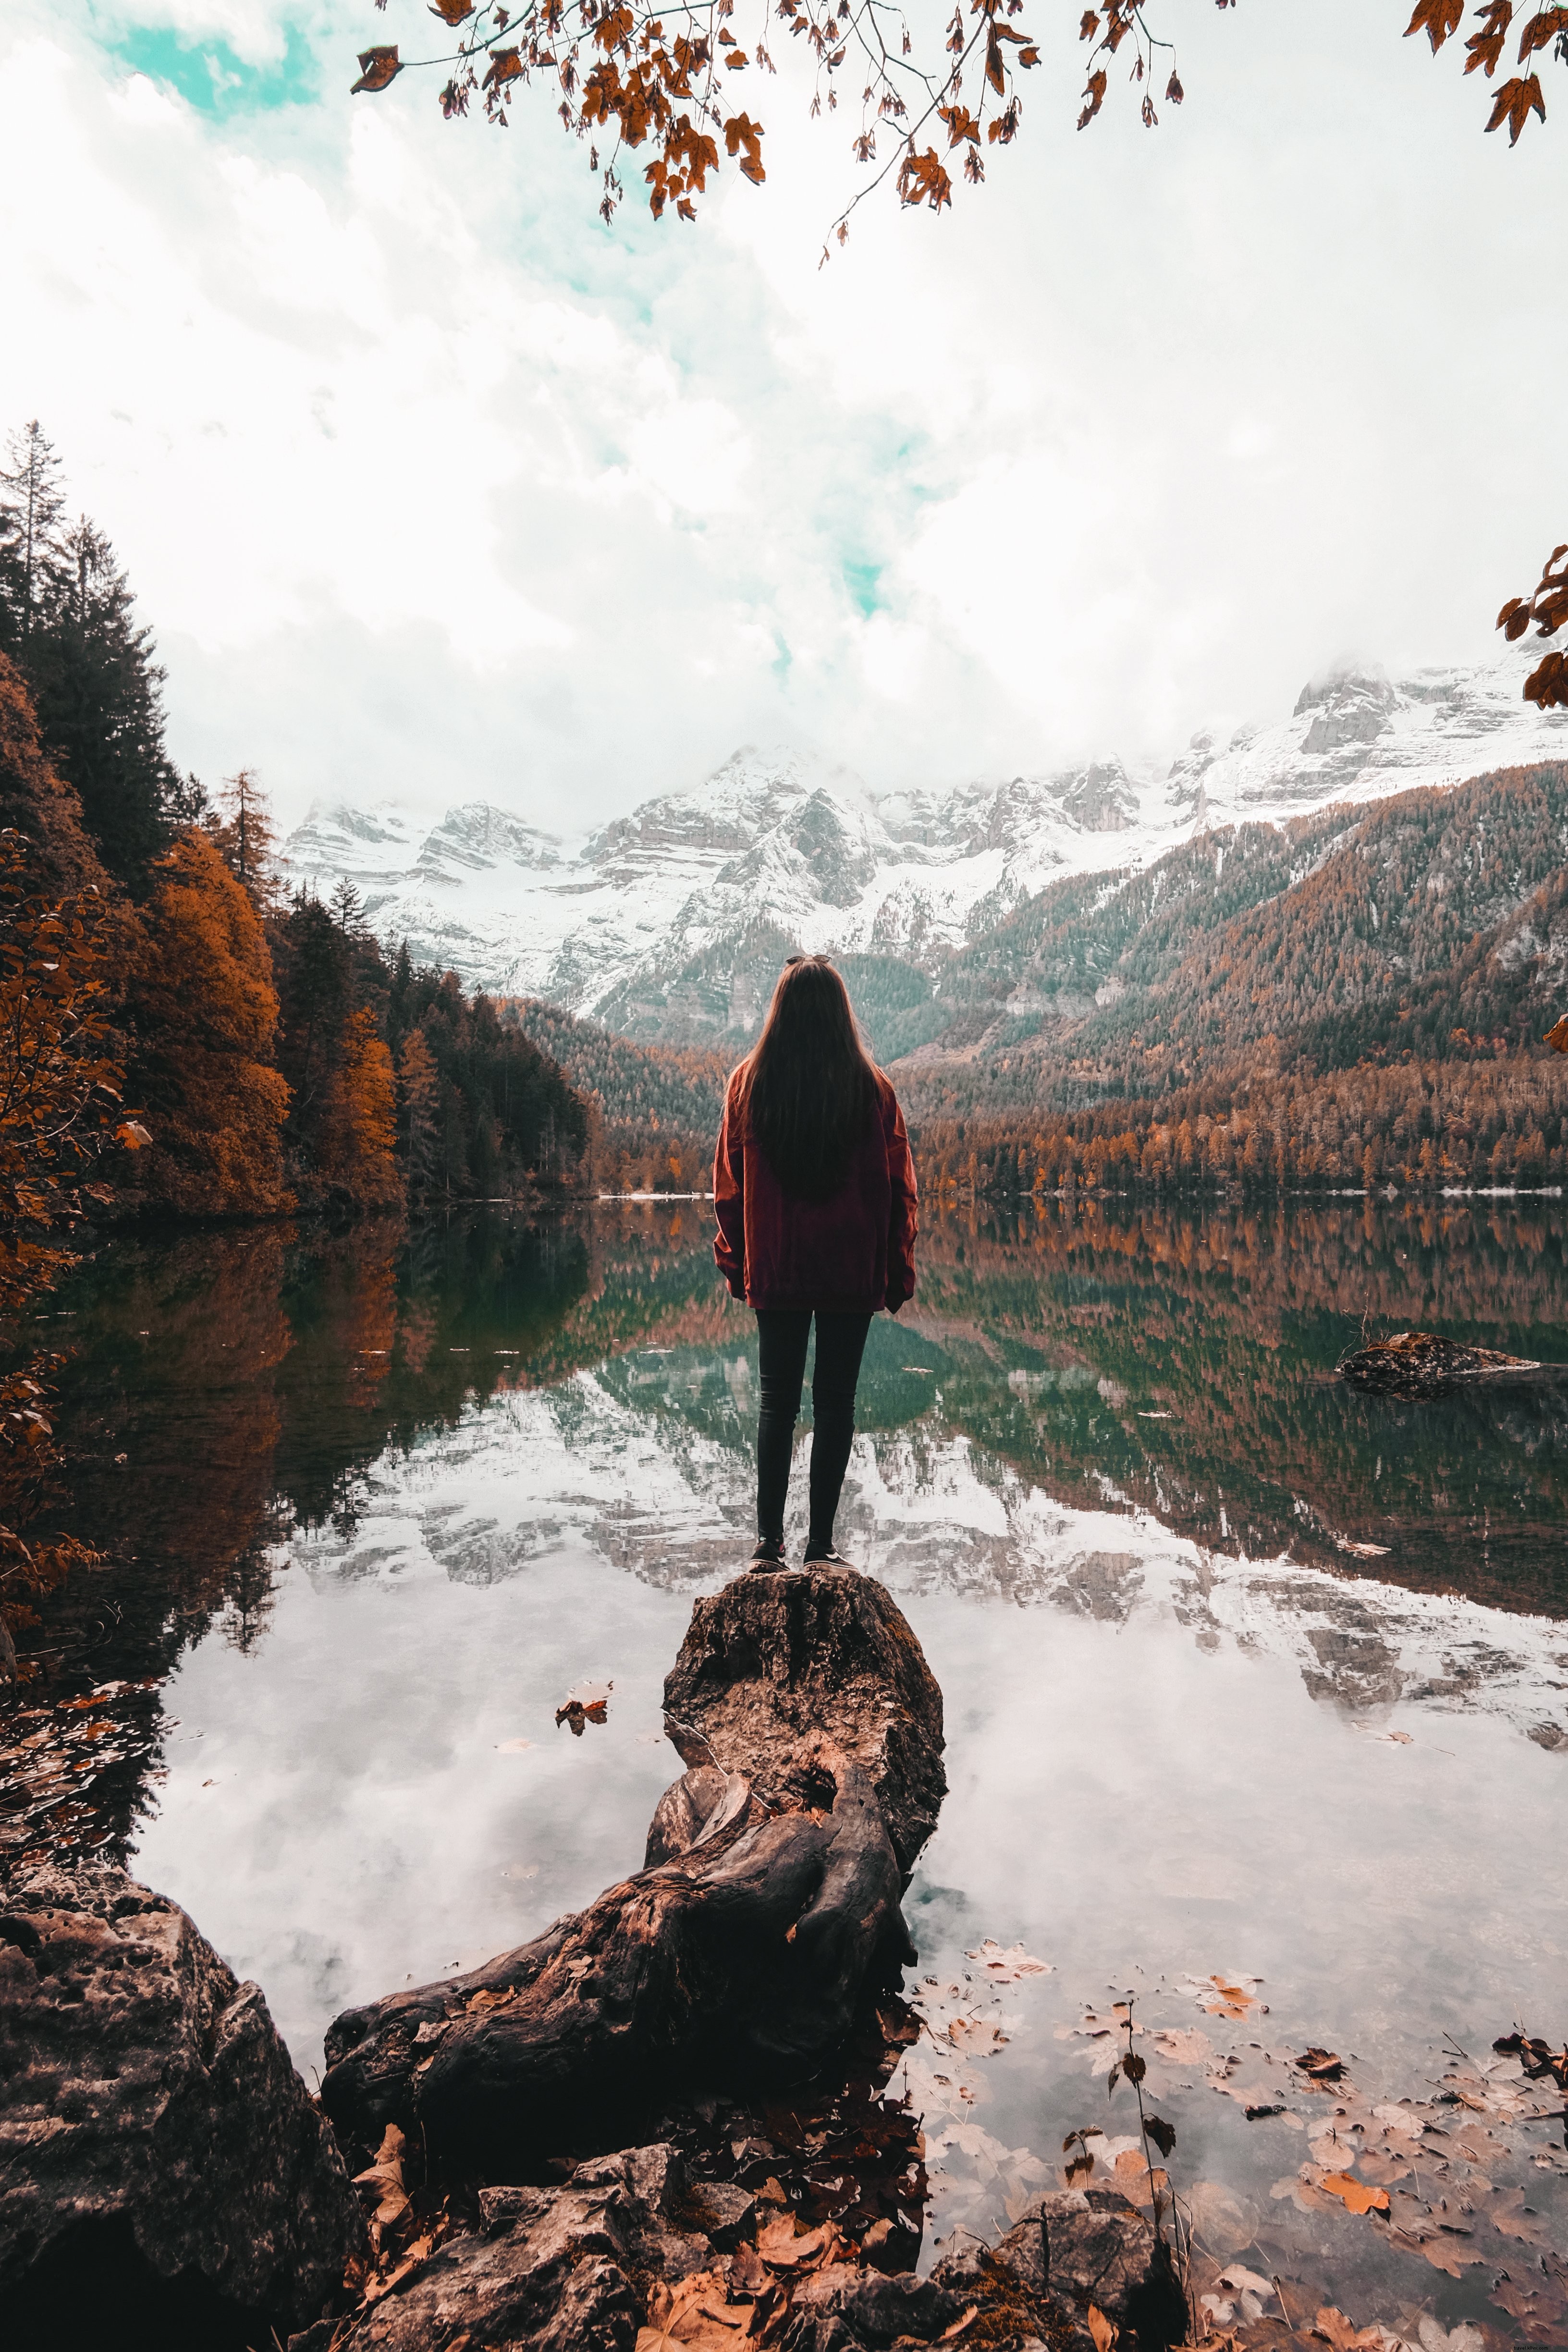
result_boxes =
[511,999,729,1191]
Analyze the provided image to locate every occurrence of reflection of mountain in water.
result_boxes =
[281,1360,1568,1752]
[19,1194,1566,1868]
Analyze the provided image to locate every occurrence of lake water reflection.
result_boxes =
[11,1196,1568,2343]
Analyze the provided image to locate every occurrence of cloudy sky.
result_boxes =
[1,0,1563,836]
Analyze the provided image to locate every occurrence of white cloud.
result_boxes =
[1,1,1564,835]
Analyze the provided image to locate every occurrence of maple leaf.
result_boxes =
[1465,1,1516,76]
[427,0,476,23]
[1484,69,1546,138]
[1518,4,1568,58]
[1403,0,1463,49]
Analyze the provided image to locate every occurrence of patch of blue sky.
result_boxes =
[841,557,883,619]
[103,15,319,117]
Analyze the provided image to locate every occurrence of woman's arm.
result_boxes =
[713,1077,747,1298]
[884,1088,919,1311]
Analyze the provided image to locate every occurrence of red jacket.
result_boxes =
[713,1067,919,1314]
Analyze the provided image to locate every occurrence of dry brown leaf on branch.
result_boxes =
[351,44,403,91]
[1404,0,1464,50]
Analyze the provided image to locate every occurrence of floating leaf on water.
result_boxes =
[1296,2046,1345,2081]
[1152,2025,1213,2065]
[946,2017,1008,2057]
[1216,2265,1275,2302]
[1182,1971,1266,2019]
[1319,2170,1389,2216]
[965,1937,1051,1982]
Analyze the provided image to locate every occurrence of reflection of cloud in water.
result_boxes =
[296,1373,1568,1750]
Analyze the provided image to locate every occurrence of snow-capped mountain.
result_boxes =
[279,641,1567,1047]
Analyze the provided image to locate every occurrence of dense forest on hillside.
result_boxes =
[512,998,728,1191]
[897,761,1568,1097]
[0,425,589,1664]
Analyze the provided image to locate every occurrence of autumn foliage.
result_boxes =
[124,831,292,1218]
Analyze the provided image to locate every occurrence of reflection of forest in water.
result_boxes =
[36,1189,1568,1705]
[902,1195,1568,1617]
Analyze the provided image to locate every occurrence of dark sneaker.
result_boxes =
[749,1537,788,1570]
[803,1544,854,1568]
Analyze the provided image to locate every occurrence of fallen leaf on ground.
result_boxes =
[1295,2046,1344,2081]
[755,2215,840,2271]
[1086,2304,1116,2352]
[353,2124,410,2227]
[638,2268,752,2349]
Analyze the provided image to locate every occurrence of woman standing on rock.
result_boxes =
[713,956,918,1570]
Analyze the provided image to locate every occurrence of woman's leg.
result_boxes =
[754,1308,812,1544]
[806,1311,873,1555]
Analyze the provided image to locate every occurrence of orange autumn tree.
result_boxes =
[126,830,292,1216]
[0,828,137,1675]
[318,1005,403,1211]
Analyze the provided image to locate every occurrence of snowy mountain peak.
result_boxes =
[278,639,1568,1047]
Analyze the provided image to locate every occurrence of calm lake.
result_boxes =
[7,1196,1567,2342]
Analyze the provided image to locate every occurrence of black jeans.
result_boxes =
[754,1308,872,1550]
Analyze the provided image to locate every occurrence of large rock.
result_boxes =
[0,1866,365,2340]
[288,2144,727,2352]
[662,1563,946,1877]
[989,2187,1185,2349]
[322,1568,942,2171]
[1336,1330,1538,1399]
[787,2260,963,2342]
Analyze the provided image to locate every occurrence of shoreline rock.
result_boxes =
[0,1865,366,2342]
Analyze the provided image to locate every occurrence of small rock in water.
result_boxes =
[1336,1329,1538,1399]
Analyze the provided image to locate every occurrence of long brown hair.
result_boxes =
[741,957,880,1201]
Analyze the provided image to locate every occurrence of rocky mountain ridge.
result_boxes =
[281,641,1567,1053]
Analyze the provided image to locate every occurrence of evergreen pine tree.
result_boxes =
[397,1027,442,1199]
[207,769,277,910]
[22,517,182,892]
[0,422,66,655]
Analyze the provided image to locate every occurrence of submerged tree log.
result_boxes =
[321,1567,944,2172]
[1337,1329,1540,1399]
